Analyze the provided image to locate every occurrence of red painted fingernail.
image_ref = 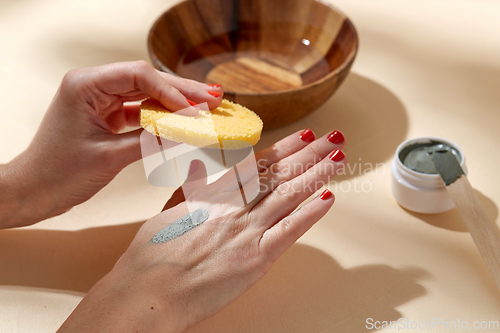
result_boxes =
[299,129,315,142]
[329,149,345,162]
[320,189,333,200]
[209,84,221,88]
[187,99,197,106]
[208,91,221,97]
[327,130,344,144]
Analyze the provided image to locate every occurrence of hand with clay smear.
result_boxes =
[57,129,347,333]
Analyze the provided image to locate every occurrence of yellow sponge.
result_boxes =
[140,99,263,149]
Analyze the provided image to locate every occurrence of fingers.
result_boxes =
[251,149,346,225]
[83,61,207,112]
[201,129,313,193]
[259,190,335,263]
[63,61,223,124]
[124,61,193,111]
[203,129,345,205]
[254,129,316,172]
[63,60,224,137]
[157,71,223,110]
[250,130,345,204]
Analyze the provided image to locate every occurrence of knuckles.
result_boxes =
[270,162,293,180]
[274,181,294,199]
[60,68,86,93]
[129,60,152,74]
[304,143,323,164]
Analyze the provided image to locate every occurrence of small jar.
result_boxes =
[391,136,467,214]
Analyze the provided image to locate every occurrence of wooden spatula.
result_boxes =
[432,150,500,290]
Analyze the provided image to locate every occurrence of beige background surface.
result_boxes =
[1,0,499,332]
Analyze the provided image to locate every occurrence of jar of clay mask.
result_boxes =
[391,137,467,214]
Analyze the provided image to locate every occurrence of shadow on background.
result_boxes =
[0,222,427,332]
[187,244,427,333]
[0,0,31,18]
[256,72,408,181]
[0,222,142,293]
[406,190,498,233]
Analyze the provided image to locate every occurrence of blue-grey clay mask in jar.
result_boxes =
[391,137,467,214]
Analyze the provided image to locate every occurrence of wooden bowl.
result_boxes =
[148,0,358,129]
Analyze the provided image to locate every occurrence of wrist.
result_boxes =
[58,265,183,333]
[0,159,30,228]
[0,152,66,228]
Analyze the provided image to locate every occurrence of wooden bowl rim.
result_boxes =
[147,0,359,96]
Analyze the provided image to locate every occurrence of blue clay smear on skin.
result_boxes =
[151,208,209,244]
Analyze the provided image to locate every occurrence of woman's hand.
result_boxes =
[0,61,223,228]
[57,129,346,333]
